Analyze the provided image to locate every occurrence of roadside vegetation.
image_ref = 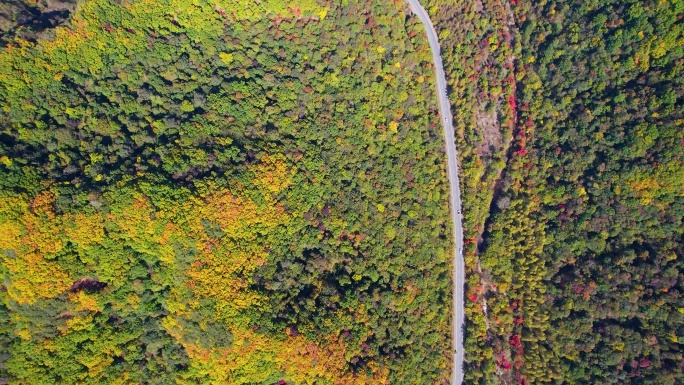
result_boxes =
[426,0,683,383]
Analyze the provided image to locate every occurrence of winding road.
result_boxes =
[404,1,465,384]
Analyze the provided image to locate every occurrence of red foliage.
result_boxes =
[572,283,584,294]
[510,334,522,350]
[289,6,302,17]
[102,22,115,33]
[508,95,517,112]
[496,353,512,370]
[468,293,478,302]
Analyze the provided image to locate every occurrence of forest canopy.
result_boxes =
[0,0,454,383]
[425,0,683,384]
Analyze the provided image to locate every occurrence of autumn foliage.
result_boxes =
[0,0,453,383]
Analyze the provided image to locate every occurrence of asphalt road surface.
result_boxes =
[404,1,465,384]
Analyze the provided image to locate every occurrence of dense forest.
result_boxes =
[0,0,455,383]
[2,0,683,384]
[426,0,683,384]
